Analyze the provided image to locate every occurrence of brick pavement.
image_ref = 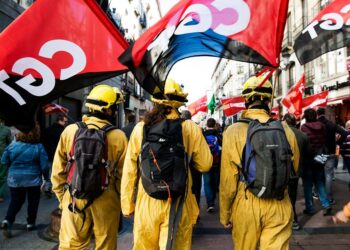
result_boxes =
[0,164,349,249]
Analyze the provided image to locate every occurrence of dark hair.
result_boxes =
[303,108,317,122]
[316,107,326,116]
[56,114,67,122]
[207,118,216,128]
[181,110,192,120]
[127,114,136,123]
[144,104,172,126]
[283,113,296,126]
[15,125,40,143]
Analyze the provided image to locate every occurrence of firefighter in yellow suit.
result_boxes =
[121,79,212,250]
[220,76,300,250]
[51,85,128,250]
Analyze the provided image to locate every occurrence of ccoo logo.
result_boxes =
[148,0,251,53]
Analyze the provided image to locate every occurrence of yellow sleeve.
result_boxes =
[51,125,76,206]
[183,120,212,172]
[219,124,243,225]
[120,122,143,216]
[284,125,300,173]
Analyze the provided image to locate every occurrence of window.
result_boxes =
[336,49,346,74]
[277,71,282,96]
[288,64,296,89]
[328,51,336,76]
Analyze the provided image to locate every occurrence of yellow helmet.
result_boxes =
[85,85,124,112]
[242,76,273,102]
[152,79,188,108]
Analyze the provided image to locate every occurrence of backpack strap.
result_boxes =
[101,124,117,133]
[237,118,253,124]
[76,121,87,129]
[166,195,185,250]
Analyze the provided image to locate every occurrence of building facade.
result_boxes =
[211,0,350,125]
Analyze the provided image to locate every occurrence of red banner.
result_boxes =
[0,0,128,131]
[120,0,289,97]
[271,106,279,119]
[187,95,208,116]
[281,74,305,118]
[302,91,328,109]
[221,96,245,117]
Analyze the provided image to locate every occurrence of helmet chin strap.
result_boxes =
[247,100,271,113]
[88,111,116,124]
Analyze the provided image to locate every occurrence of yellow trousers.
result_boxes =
[231,184,293,250]
[59,189,120,250]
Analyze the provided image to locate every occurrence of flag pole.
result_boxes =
[270,70,279,116]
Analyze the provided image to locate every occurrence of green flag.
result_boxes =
[207,95,216,115]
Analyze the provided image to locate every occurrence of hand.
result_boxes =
[224,222,232,229]
[332,211,349,224]
[124,212,134,219]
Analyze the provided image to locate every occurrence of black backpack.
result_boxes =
[140,119,188,201]
[239,118,293,200]
[66,122,116,212]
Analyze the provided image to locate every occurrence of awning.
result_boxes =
[327,96,350,106]
[327,100,343,106]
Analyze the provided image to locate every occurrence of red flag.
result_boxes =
[221,96,245,117]
[187,95,208,116]
[271,106,280,120]
[120,0,289,97]
[302,91,329,109]
[294,0,350,65]
[42,103,69,115]
[0,0,128,131]
[281,74,305,118]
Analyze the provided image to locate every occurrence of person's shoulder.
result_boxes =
[182,120,203,134]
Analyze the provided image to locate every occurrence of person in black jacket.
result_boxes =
[42,114,68,196]
[121,113,136,140]
[282,113,311,230]
[317,107,347,204]
[301,109,331,216]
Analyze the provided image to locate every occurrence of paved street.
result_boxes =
[0,163,350,250]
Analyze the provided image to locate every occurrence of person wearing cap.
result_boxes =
[121,79,212,249]
[220,76,299,250]
[282,113,310,230]
[51,85,128,250]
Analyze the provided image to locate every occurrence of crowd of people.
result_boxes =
[0,77,349,249]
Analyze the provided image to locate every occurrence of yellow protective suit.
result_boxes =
[51,116,128,250]
[220,109,300,250]
[121,109,212,250]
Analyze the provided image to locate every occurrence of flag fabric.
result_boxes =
[207,95,216,115]
[221,96,245,117]
[0,0,129,131]
[281,74,305,118]
[271,106,280,120]
[120,0,289,98]
[187,95,208,116]
[294,0,350,65]
[302,91,329,109]
[42,103,69,115]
